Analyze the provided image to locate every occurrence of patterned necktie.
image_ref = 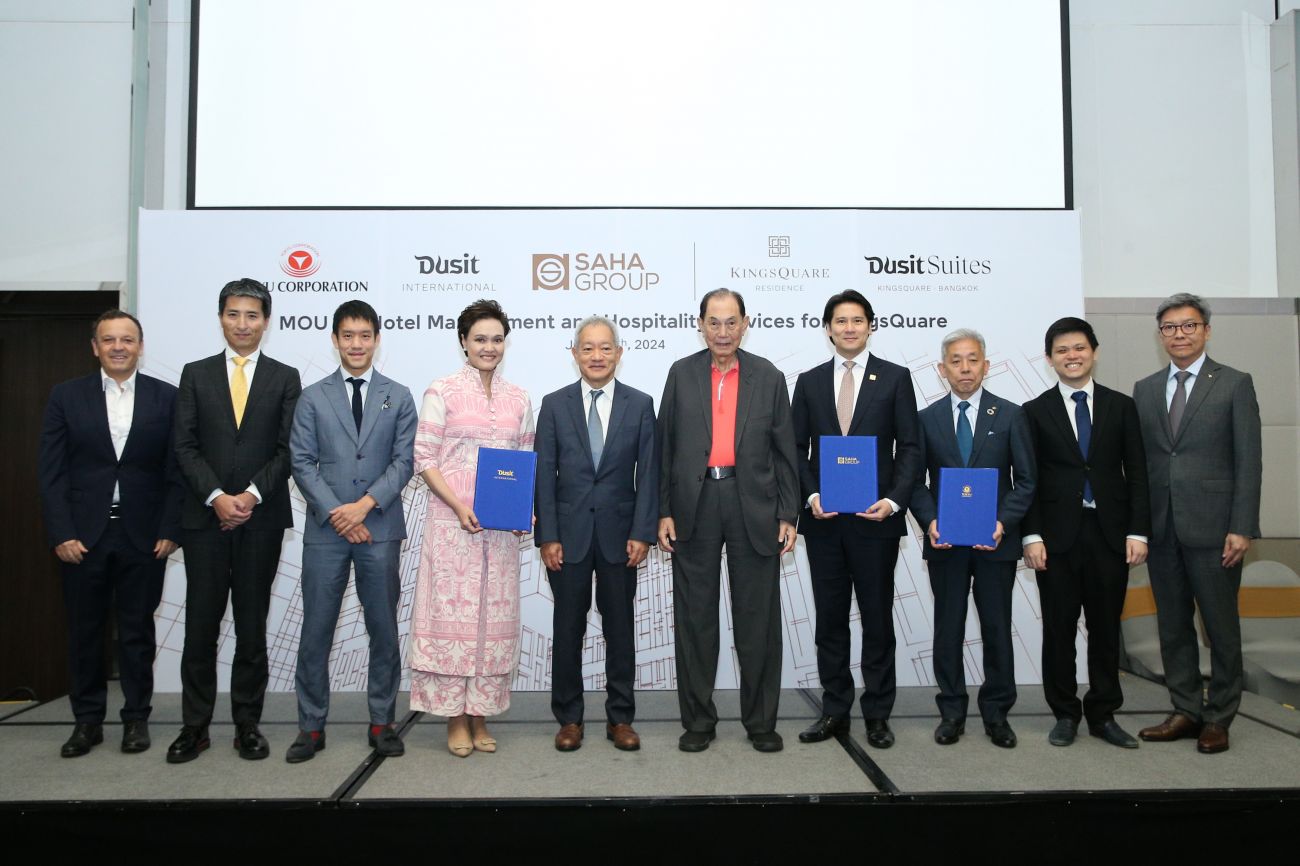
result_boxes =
[837,360,855,435]
[1169,370,1191,437]
[230,356,249,427]
[1072,391,1093,503]
[588,389,604,469]
[956,400,973,466]
[346,377,364,434]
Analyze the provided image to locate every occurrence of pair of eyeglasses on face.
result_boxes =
[1158,321,1205,337]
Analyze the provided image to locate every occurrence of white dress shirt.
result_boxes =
[1165,353,1206,408]
[206,346,265,506]
[949,388,983,436]
[581,377,616,440]
[341,365,372,412]
[810,350,900,515]
[102,369,137,505]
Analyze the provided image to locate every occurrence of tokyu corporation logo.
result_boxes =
[280,244,321,278]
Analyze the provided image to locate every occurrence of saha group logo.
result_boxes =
[531,252,658,292]
[280,244,321,278]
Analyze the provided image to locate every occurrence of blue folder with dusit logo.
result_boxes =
[936,467,998,547]
[473,447,537,532]
[818,436,878,514]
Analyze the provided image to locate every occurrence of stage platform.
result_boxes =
[3,674,1297,860]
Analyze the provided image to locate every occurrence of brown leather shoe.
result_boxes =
[555,723,584,752]
[606,723,641,751]
[1197,723,1229,754]
[1139,713,1202,742]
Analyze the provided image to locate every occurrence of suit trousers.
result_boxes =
[1035,509,1128,725]
[180,525,285,727]
[295,539,403,730]
[549,544,638,726]
[671,476,782,734]
[61,519,165,724]
[805,525,900,721]
[1148,523,1244,726]
[928,551,1017,724]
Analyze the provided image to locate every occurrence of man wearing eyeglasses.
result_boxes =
[1132,293,1261,755]
[657,289,799,753]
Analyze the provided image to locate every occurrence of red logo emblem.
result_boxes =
[280,244,320,278]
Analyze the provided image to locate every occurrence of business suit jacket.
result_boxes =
[791,354,922,539]
[1132,357,1261,547]
[534,380,658,563]
[657,348,799,556]
[1020,383,1151,553]
[909,390,1036,562]
[173,352,301,530]
[40,371,183,552]
[290,369,418,545]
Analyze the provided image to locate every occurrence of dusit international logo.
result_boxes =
[403,252,494,293]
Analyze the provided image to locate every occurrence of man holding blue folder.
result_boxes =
[909,329,1036,748]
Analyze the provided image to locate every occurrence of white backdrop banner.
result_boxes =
[138,208,1083,694]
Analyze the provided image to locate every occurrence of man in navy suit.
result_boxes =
[791,290,921,749]
[286,300,417,763]
[39,309,183,757]
[535,316,658,752]
[909,329,1035,748]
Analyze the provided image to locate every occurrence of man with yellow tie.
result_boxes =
[168,279,302,763]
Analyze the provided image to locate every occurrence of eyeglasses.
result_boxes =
[1158,321,1206,337]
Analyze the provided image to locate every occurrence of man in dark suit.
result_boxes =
[791,290,921,749]
[909,329,1035,748]
[1133,294,1261,754]
[657,288,799,753]
[1021,317,1150,749]
[535,315,658,752]
[167,278,301,763]
[39,310,182,757]
[286,300,417,763]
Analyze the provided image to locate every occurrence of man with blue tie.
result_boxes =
[534,316,658,752]
[909,329,1035,748]
[286,300,417,762]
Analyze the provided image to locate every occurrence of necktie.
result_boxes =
[588,389,604,469]
[346,377,364,434]
[1169,370,1191,437]
[230,356,249,427]
[956,400,973,466]
[836,360,855,435]
[1072,391,1093,503]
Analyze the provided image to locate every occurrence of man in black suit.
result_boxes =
[1021,317,1150,749]
[39,310,183,757]
[167,278,301,763]
[534,315,658,753]
[791,290,921,749]
[657,289,799,753]
[909,329,1035,748]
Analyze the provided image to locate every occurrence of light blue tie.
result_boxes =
[956,400,973,466]
[587,389,604,469]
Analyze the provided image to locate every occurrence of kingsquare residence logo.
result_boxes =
[267,243,369,292]
[532,252,659,291]
[727,235,830,293]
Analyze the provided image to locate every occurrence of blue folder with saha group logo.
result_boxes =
[473,447,537,532]
[936,467,998,547]
[818,436,878,514]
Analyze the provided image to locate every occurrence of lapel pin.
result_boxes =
[382,397,391,410]
[869,374,877,381]
[986,407,997,415]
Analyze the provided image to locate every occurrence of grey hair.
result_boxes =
[940,328,986,358]
[1156,293,1211,326]
[574,315,619,345]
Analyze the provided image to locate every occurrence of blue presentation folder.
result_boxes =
[819,436,878,514]
[473,447,537,532]
[936,467,998,547]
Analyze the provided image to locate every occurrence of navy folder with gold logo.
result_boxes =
[936,467,998,547]
[818,435,878,514]
[473,447,537,532]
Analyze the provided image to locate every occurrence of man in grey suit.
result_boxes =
[286,300,417,762]
[657,288,799,753]
[534,316,658,752]
[1133,293,1261,754]
[909,329,1035,748]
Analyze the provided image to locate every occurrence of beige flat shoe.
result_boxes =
[469,715,497,753]
[447,715,472,758]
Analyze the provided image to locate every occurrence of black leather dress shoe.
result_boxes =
[1048,718,1078,746]
[121,719,151,753]
[678,729,716,752]
[933,718,965,745]
[748,731,784,752]
[984,721,1017,749]
[235,723,270,760]
[369,725,405,757]
[166,726,210,764]
[864,719,895,749]
[798,715,850,743]
[1089,719,1139,750]
[285,730,325,763]
[61,723,104,758]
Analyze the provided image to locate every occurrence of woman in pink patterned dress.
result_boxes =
[411,300,534,757]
